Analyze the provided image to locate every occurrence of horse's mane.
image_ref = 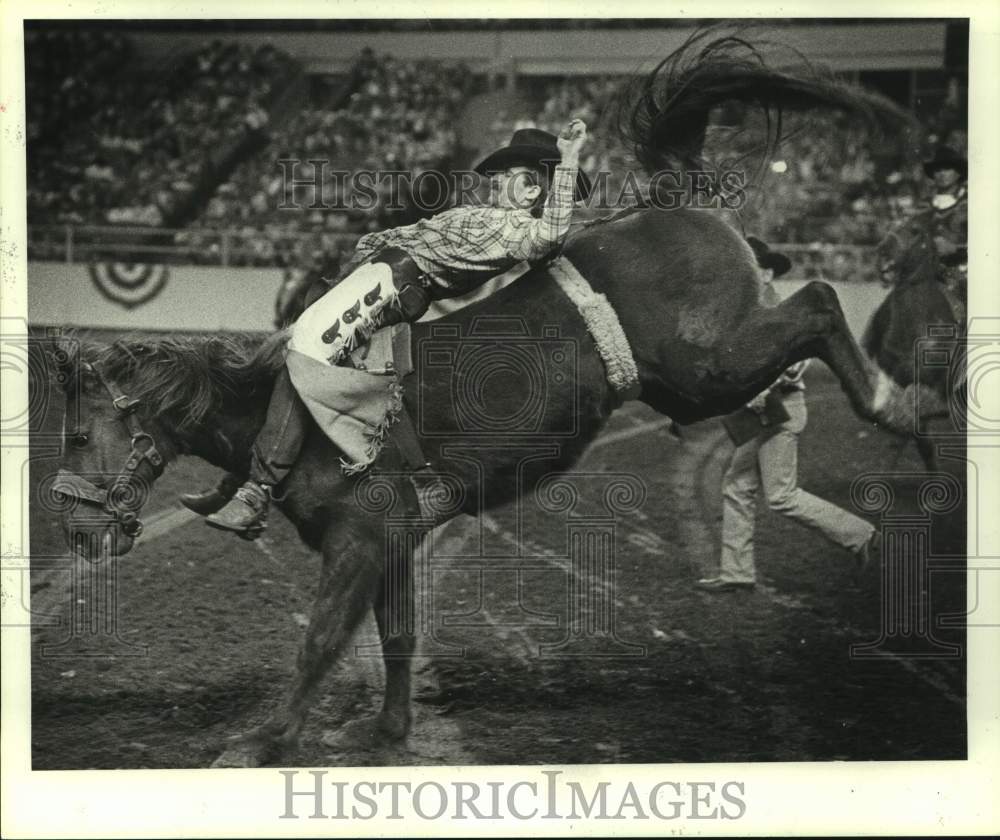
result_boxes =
[68,330,287,431]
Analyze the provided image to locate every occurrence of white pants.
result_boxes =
[717,390,874,584]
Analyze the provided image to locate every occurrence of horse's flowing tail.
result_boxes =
[617,28,914,176]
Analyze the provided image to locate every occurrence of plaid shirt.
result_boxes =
[353,164,577,293]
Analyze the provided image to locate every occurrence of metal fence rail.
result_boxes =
[27,224,364,267]
[26,224,879,280]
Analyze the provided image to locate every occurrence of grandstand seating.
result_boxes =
[25,28,967,281]
[26,32,298,228]
[184,49,475,267]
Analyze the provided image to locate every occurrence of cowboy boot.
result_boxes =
[205,481,269,537]
[179,471,242,516]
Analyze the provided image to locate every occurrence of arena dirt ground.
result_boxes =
[25,361,967,769]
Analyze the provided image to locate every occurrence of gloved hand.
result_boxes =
[557,118,588,164]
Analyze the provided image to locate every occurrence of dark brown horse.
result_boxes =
[864,208,966,469]
[51,34,917,767]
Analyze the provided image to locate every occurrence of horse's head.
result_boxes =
[48,332,280,557]
[876,211,937,285]
[50,339,172,557]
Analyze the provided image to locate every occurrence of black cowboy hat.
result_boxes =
[923,147,967,179]
[746,236,792,277]
[474,127,593,201]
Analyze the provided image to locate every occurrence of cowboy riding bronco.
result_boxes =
[182,119,591,536]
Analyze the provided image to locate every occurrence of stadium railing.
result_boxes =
[27,224,363,267]
[26,224,879,280]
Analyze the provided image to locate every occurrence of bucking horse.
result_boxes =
[49,33,919,767]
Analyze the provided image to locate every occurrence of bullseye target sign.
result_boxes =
[88,262,169,309]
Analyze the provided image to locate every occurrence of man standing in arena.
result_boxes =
[696,237,879,593]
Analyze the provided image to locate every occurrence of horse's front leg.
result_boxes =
[371,541,417,741]
[212,520,383,768]
[319,529,421,753]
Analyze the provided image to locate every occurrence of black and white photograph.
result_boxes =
[1,3,998,837]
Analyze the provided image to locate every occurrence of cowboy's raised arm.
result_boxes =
[506,119,587,261]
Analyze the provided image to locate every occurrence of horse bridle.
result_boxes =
[54,360,165,539]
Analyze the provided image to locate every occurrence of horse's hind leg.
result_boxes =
[791,283,916,431]
[212,522,383,768]
[741,283,873,405]
[678,282,911,430]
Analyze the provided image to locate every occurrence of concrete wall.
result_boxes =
[128,22,947,75]
[773,278,890,342]
[27,261,890,340]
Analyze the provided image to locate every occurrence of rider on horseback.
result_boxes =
[184,119,591,536]
[923,145,967,294]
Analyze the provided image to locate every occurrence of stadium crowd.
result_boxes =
[26,34,966,281]
[181,48,475,267]
[26,31,297,229]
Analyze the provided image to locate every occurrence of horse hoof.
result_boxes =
[377,710,411,741]
[211,744,263,768]
[321,714,407,752]
[211,727,286,768]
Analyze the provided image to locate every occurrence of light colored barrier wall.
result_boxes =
[28,263,284,333]
[773,278,891,343]
[28,262,891,341]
